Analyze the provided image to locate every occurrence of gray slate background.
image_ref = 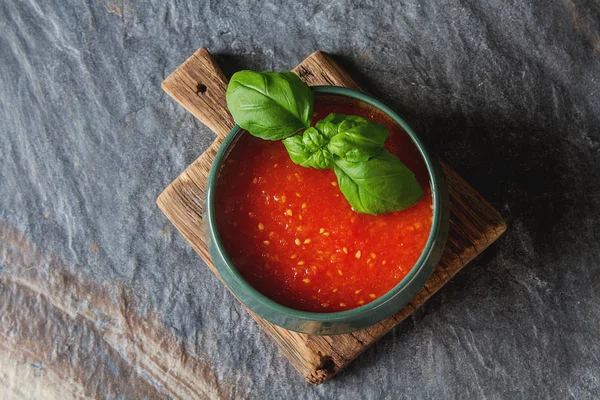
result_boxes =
[1,0,599,398]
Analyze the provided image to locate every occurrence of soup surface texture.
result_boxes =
[215,95,432,312]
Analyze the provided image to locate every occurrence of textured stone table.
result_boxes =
[1,1,599,398]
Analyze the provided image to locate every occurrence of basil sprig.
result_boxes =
[226,70,423,215]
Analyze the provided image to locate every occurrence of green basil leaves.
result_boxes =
[282,128,333,169]
[284,113,422,214]
[226,70,423,215]
[320,114,389,162]
[226,71,313,140]
[334,151,424,215]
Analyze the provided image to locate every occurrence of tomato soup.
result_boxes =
[215,95,432,312]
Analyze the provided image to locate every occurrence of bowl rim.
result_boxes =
[205,86,444,323]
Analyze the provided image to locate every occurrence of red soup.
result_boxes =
[215,95,432,312]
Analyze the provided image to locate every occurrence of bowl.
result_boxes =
[204,86,449,335]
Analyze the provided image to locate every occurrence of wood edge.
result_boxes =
[305,50,327,61]
[156,185,172,216]
[156,180,191,238]
[160,47,232,138]
[161,47,209,92]
[292,50,362,90]
[156,171,190,217]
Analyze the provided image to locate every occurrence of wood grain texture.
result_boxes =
[157,48,507,384]
[161,47,233,139]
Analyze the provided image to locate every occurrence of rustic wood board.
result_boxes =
[157,47,507,384]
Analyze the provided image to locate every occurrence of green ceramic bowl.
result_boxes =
[205,86,449,335]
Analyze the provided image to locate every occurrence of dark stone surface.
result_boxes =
[1,0,599,398]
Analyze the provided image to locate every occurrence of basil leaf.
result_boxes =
[302,126,328,151]
[314,113,348,139]
[282,128,333,169]
[306,149,334,170]
[333,151,423,215]
[226,71,313,140]
[320,114,389,162]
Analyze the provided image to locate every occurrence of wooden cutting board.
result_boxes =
[157,48,506,384]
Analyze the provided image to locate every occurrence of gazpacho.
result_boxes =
[215,94,432,312]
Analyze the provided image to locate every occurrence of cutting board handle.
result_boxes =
[161,47,233,138]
